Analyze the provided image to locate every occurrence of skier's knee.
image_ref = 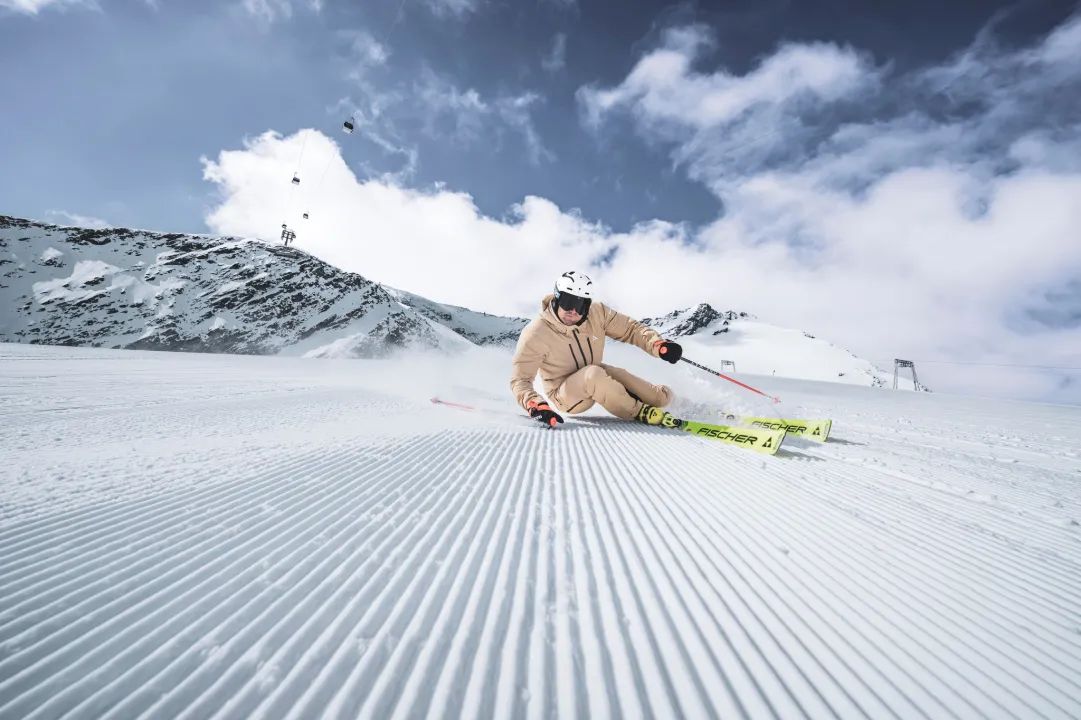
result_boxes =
[581,365,609,390]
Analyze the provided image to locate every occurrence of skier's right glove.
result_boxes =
[654,340,682,363]
[527,399,564,428]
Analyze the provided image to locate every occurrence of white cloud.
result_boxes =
[1036,12,1081,65]
[334,57,418,182]
[426,0,481,19]
[351,31,389,67]
[578,25,875,136]
[0,0,97,14]
[414,70,553,164]
[543,32,567,73]
[240,0,320,22]
[200,128,608,318]
[200,127,1081,403]
[572,15,1081,399]
[414,70,490,140]
[242,0,289,22]
[333,65,550,180]
[45,209,111,228]
[495,92,554,165]
[202,13,1081,403]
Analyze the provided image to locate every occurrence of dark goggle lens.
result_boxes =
[557,293,590,314]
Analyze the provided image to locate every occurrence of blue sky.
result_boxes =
[0,0,720,232]
[2,0,1073,234]
[2,0,1080,402]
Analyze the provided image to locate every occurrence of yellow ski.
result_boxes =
[678,420,787,455]
[737,416,832,442]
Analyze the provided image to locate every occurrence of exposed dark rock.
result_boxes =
[641,303,751,338]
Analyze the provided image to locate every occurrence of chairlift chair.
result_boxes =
[302,213,309,219]
[343,117,354,134]
[291,173,300,185]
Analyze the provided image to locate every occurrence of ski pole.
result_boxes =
[430,397,478,411]
[430,397,530,421]
[680,357,781,403]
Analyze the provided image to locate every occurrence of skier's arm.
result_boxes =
[602,304,664,357]
[510,327,547,412]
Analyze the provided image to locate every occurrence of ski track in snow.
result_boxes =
[1,344,1080,719]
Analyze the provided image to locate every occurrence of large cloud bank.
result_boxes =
[202,13,1081,402]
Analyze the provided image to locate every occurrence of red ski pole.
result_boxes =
[430,397,478,411]
[680,357,781,403]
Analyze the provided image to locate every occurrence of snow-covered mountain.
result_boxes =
[381,285,527,349]
[1,215,918,389]
[642,303,921,389]
[0,216,527,359]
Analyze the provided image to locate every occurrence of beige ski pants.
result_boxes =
[549,363,672,419]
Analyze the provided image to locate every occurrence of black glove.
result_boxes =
[528,400,564,428]
[656,340,682,364]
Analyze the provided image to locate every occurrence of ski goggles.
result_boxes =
[556,292,591,316]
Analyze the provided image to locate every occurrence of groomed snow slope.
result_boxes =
[1,342,1079,719]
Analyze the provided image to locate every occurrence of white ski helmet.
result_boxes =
[553,270,594,317]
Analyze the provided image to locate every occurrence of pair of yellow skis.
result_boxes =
[430,397,830,457]
[675,415,832,455]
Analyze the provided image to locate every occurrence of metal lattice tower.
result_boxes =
[720,360,736,372]
[281,225,296,247]
[893,359,921,391]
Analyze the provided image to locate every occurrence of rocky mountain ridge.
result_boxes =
[1,215,917,390]
[0,216,526,359]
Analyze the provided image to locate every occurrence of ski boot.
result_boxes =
[634,403,683,429]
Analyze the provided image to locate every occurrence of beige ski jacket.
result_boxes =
[510,293,664,412]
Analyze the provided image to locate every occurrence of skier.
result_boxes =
[510,270,683,429]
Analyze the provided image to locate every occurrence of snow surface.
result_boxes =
[2,342,1079,719]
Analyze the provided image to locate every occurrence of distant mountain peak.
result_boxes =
[641,302,753,338]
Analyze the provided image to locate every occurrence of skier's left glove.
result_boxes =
[655,340,682,364]
[527,399,564,428]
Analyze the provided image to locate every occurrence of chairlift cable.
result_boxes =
[302,151,336,219]
[383,0,408,43]
[291,3,405,223]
